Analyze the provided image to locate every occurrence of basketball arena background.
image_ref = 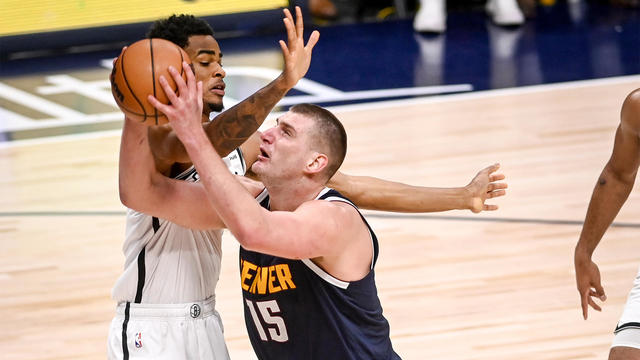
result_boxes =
[0,0,638,143]
[1,1,640,359]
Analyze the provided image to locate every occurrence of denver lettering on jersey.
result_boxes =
[240,259,296,295]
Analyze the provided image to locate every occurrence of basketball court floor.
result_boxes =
[1,2,640,359]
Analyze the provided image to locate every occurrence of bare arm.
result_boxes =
[239,131,262,180]
[118,116,227,230]
[149,7,319,163]
[150,62,366,276]
[328,164,507,213]
[574,88,640,319]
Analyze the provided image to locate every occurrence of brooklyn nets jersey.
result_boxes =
[112,148,246,304]
[239,188,400,360]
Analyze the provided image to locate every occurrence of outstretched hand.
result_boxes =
[148,61,203,142]
[465,163,507,213]
[279,6,320,89]
[574,249,607,320]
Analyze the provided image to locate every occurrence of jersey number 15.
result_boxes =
[245,299,289,342]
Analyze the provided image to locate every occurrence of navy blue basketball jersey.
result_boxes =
[239,188,400,360]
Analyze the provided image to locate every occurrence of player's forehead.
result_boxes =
[184,35,222,59]
[279,111,314,132]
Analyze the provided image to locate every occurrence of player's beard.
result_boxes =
[205,102,224,113]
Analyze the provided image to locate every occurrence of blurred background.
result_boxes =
[0,0,638,142]
[1,1,640,359]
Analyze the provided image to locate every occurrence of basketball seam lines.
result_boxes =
[150,39,158,125]
[179,47,185,79]
[120,47,147,121]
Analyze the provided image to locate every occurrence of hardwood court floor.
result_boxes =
[1,76,640,359]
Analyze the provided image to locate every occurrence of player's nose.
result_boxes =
[261,128,275,143]
[214,63,225,78]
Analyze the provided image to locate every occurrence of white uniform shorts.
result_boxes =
[107,297,230,359]
[612,265,640,349]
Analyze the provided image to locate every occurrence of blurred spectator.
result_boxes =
[414,0,525,33]
[310,0,338,19]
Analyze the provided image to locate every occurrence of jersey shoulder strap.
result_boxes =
[316,188,380,268]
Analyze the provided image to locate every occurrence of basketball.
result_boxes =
[110,38,191,125]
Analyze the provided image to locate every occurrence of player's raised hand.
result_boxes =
[465,163,507,213]
[574,249,607,320]
[279,6,320,89]
[148,61,203,140]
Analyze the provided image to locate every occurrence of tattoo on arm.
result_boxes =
[206,80,288,155]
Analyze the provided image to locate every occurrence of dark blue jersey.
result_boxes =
[239,188,400,360]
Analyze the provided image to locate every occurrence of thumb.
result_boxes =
[594,282,607,301]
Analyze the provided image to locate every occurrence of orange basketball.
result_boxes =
[110,38,191,125]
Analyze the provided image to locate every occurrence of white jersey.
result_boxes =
[111,149,246,304]
[612,264,640,349]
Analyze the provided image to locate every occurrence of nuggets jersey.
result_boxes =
[239,188,400,360]
[111,148,246,304]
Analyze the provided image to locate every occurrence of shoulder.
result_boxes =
[317,188,359,215]
[624,88,640,108]
[621,88,640,134]
[299,196,361,226]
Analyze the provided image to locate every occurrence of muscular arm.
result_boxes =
[236,133,507,212]
[149,78,291,163]
[118,117,227,230]
[175,112,369,278]
[149,7,319,164]
[574,88,640,318]
[328,164,507,213]
[576,130,640,255]
[152,62,366,278]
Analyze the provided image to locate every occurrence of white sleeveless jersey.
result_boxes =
[111,149,246,303]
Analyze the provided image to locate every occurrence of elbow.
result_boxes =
[234,227,261,251]
[118,177,149,212]
[603,165,636,188]
[234,223,269,252]
[118,175,130,207]
[119,181,136,209]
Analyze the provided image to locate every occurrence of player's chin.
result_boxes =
[204,98,224,113]
[251,161,265,175]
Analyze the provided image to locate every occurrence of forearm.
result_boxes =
[155,76,291,164]
[576,166,635,257]
[204,75,290,156]
[182,127,267,242]
[328,173,470,212]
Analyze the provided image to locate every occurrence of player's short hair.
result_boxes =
[146,14,214,49]
[291,104,347,180]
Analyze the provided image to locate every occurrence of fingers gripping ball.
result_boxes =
[110,38,191,125]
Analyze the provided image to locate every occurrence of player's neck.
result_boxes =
[265,178,325,211]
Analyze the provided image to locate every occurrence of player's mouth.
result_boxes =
[209,82,225,96]
[258,146,270,161]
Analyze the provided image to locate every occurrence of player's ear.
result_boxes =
[305,152,328,175]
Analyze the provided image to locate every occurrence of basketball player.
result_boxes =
[574,88,640,360]
[121,60,405,357]
[110,7,507,359]
[125,58,507,357]
[107,8,320,360]
[138,9,506,216]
